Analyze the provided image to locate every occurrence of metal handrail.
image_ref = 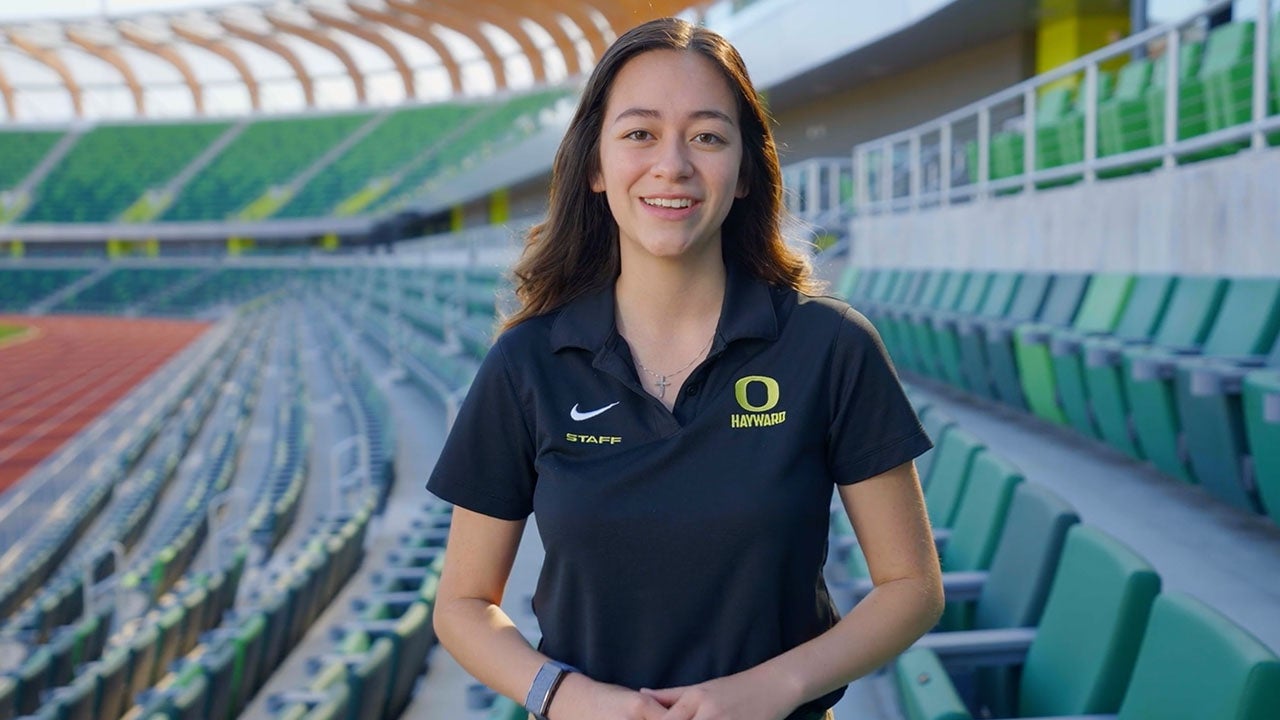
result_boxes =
[849,0,1273,217]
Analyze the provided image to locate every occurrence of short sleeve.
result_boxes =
[427,340,537,520]
[826,307,932,484]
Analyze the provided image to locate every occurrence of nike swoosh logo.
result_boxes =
[570,402,620,421]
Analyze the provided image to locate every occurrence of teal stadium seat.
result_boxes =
[1049,274,1175,439]
[1016,273,1134,424]
[988,274,1088,409]
[1122,278,1280,484]
[1113,593,1280,720]
[1081,276,1225,459]
[958,273,1046,399]
[905,272,973,378]
[1244,363,1280,525]
[894,525,1160,720]
[1174,332,1280,513]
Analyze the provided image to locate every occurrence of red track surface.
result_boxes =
[0,315,208,493]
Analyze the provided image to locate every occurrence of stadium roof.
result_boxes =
[0,0,702,121]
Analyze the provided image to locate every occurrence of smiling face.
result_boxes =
[591,49,746,268]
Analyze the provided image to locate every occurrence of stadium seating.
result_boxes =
[1048,274,1176,438]
[0,131,64,197]
[1120,278,1280,486]
[1015,273,1134,425]
[162,114,373,222]
[22,123,228,223]
[53,268,202,314]
[274,103,479,219]
[895,524,1160,719]
[0,268,89,311]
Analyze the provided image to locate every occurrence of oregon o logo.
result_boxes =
[734,376,780,412]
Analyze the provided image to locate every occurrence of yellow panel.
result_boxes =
[489,188,510,224]
[450,205,464,232]
[6,240,22,258]
[144,239,159,257]
[1036,1,1129,76]
[321,233,339,251]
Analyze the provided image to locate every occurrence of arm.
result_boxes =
[649,460,944,720]
[434,506,669,720]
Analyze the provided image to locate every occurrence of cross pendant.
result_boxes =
[654,375,670,398]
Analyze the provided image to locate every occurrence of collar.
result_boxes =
[549,262,780,354]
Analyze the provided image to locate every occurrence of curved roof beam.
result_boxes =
[267,14,366,103]
[0,60,17,119]
[118,24,204,114]
[170,21,260,110]
[219,17,315,107]
[431,0,548,83]
[383,0,508,89]
[346,2,462,95]
[472,0,581,77]
[310,8,414,99]
[65,28,145,115]
[544,0,608,67]
[6,31,83,117]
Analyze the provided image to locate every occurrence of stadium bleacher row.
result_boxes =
[839,265,1280,527]
[0,89,570,227]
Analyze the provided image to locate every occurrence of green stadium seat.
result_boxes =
[1097,59,1156,158]
[1114,593,1280,720]
[917,407,957,486]
[1171,21,1256,161]
[988,274,1088,409]
[894,525,1160,720]
[958,273,1045,399]
[13,646,51,716]
[1121,278,1280,484]
[939,483,1079,718]
[1143,40,1206,147]
[924,428,986,531]
[915,452,1023,631]
[878,270,942,371]
[47,669,98,720]
[1244,367,1280,525]
[1016,273,1134,425]
[916,272,993,387]
[1082,276,1225,459]
[933,273,1014,391]
[1054,71,1116,166]
[906,272,973,378]
[1173,332,1280,513]
[1050,274,1176,439]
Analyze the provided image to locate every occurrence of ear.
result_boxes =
[735,179,748,199]
[591,173,605,193]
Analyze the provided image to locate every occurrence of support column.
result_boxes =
[489,188,509,225]
[1037,0,1131,80]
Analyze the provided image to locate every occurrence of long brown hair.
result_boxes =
[502,17,815,331]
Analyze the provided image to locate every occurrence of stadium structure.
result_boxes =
[1,0,1279,718]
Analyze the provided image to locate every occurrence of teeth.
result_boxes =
[643,197,693,209]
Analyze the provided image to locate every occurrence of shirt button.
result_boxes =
[686,383,701,396]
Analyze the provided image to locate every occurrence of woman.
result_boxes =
[428,17,943,720]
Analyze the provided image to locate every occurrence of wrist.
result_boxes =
[524,660,577,720]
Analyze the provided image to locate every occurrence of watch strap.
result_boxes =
[523,660,576,720]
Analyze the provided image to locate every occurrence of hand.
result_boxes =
[550,672,670,720]
[641,671,798,720]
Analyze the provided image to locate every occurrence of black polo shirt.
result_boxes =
[427,263,929,717]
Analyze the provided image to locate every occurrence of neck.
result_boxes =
[614,246,726,342]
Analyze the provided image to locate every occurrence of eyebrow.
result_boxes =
[612,107,736,126]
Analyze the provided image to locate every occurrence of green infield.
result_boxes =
[0,323,28,344]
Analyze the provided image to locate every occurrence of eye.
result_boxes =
[693,132,726,146]
[623,129,654,141]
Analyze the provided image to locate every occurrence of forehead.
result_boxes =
[604,49,739,122]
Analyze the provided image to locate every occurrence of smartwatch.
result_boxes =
[523,660,577,720]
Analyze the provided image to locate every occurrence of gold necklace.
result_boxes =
[634,334,714,399]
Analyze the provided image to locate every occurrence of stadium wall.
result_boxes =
[773,32,1034,161]
[849,148,1280,276]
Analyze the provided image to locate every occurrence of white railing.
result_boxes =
[847,0,1276,216]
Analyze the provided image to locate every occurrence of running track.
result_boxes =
[0,315,209,493]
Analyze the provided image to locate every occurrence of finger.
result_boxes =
[641,686,685,706]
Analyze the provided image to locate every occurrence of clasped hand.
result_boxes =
[552,670,798,720]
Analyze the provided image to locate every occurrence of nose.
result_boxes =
[650,136,693,181]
